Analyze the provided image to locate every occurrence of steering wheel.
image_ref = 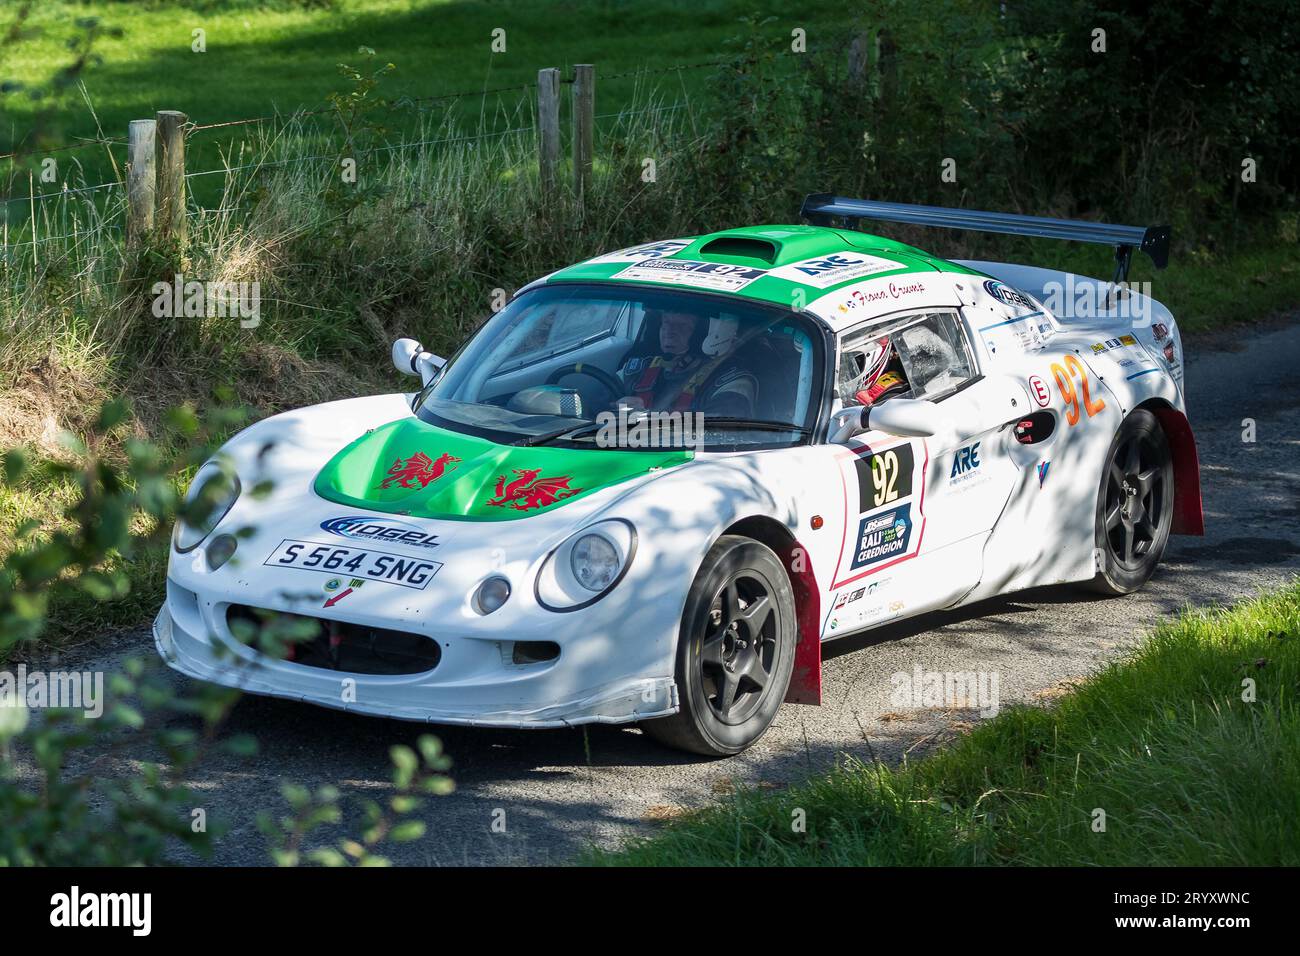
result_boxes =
[545,362,625,402]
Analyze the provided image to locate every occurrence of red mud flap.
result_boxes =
[1151,406,1204,535]
[779,541,822,705]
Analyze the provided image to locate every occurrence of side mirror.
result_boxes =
[830,398,946,442]
[392,338,447,387]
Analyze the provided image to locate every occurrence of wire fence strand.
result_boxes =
[1,48,820,163]
[0,47,784,249]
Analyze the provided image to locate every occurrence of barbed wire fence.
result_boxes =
[0,42,861,261]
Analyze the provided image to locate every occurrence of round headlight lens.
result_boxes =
[474,576,511,615]
[570,533,620,592]
[174,461,241,553]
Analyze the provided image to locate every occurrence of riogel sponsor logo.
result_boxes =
[151,272,261,328]
[981,278,1036,310]
[850,502,913,570]
[594,408,705,449]
[320,515,441,549]
[50,886,152,936]
[890,665,1000,717]
[1040,275,1153,323]
[0,665,104,718]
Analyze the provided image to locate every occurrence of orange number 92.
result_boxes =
[1050,355,1106,426]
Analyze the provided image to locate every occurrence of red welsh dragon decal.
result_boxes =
[378,451,461,490]
[486,468,581,511]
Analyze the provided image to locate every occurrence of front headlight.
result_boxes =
[571,534,620,592]
[174,459,241,553]
[536,519,636,611]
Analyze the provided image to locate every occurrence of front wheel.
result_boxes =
[1085,409,1174,595]
[642,535,796,757]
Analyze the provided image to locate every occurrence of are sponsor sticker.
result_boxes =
[767,253,903,288]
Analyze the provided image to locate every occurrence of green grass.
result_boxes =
[589,579,1300,866]
[1,0,844,179]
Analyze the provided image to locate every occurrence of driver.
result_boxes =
[849,334,910,407]
[615,310,756,416]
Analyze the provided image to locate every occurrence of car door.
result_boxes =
[824,310,1024,635]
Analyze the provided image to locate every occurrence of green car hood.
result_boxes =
[314,417,691,521]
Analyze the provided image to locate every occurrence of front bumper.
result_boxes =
[154,578,679,728]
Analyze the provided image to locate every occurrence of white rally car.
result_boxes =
[154,196,1203,756]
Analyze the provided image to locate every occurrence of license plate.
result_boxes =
[263,539,442,590]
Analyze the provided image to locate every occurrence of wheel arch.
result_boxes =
[722,515,822,706]
[1137,399,1204,536]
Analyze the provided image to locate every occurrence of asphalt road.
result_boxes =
[24,317,1300,865]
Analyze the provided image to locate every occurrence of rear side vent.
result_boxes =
[698,237,779,264]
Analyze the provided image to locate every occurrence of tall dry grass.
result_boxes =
[1,89,712,453]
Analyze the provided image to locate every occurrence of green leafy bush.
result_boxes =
[0,399,452,865]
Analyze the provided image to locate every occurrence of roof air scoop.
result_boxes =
[697,236,780,265]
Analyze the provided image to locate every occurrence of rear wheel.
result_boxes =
[642,535,796,757]
[1085,409,1174,595]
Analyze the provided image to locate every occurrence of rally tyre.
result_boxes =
[1085,409,1175,595]
[642,535,797,757]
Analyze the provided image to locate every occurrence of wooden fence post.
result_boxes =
[126,119,156,244]
[155,110,188,246]
[537,68,561,199]
[572,64,594,206]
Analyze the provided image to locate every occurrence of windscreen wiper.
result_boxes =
[517,421,601,447]
[699,417,812,435]
[521,417,810,447]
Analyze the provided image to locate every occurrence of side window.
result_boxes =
[837,310,976,406]
[893,312,975,399]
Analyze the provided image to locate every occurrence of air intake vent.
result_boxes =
[227,605,441,675]
[698,236,779,264]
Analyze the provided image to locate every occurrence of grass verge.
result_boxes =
[2,0,843,184]
[589,578,1300,866]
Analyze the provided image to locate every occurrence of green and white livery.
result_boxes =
[155,196,1202,756]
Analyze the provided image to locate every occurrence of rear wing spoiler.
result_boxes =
[800,194,1170,283]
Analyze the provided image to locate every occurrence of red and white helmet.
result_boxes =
[853,336,907,406]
